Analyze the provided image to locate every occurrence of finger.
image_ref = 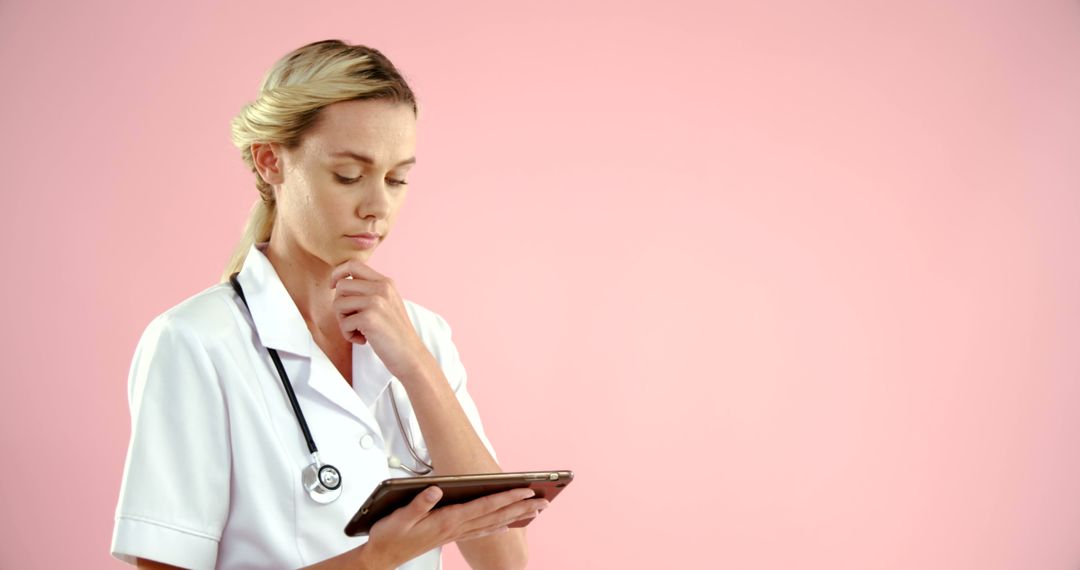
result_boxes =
[396,486,443,526]
[456,525,510,543]
[339,311,375,341]
[331,260,383,287]
[332,277,381,297]
[508,508,542,527]
[446,488,536,522]
[459,507,538,540]
[457,497,547,535]
[332,292,372,318]
[444,490,537,524]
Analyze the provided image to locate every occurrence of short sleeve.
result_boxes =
[110,314,232,570]
[435,314,499,464]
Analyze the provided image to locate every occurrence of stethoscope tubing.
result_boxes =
[390,384,433,473]
[230,273,320,455]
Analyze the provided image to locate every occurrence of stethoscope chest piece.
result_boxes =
[302,458,342,504]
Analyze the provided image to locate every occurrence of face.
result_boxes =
[253,98,417,268]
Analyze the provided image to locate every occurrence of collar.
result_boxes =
[235,241,394,412]
[235,241,312,357]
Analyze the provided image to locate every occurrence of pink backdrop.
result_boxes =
[2,0,1078,568]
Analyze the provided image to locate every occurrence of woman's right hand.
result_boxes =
[359,485,547,569]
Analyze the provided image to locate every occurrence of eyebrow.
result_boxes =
[331,151,416,167]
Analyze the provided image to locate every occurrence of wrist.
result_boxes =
[397,350,441,389]
[355,541,393,570]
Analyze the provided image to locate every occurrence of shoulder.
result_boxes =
[402,297,449,331]
[126,283,243,408]
[136,282,244,351]
[402,298,460,360]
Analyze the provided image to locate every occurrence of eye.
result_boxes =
[335,174,408,187]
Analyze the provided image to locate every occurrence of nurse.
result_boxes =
[110,39,547,569]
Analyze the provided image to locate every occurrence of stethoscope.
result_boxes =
[229,272,434,505]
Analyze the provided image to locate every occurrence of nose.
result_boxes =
[355,178,392,221]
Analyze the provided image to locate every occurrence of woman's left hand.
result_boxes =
[330,259,431,379]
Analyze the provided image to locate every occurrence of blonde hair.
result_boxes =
[221,39,418,283]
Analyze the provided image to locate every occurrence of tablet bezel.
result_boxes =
[344,470,574,537]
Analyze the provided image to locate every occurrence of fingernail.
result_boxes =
[519,488,536,499]
[426,487,441,500]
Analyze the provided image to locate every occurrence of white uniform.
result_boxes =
[110,241,498,569]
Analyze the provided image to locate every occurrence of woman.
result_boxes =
[110,39,546,569]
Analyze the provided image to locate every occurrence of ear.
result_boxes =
[251,142,285,185]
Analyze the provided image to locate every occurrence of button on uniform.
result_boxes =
[358,434,374,450]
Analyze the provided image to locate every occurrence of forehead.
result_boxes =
[302,99,416,160]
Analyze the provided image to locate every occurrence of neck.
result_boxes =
[262,233,339,342]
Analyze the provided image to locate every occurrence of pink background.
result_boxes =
[2,0,1078,568]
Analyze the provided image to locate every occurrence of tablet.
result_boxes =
[344,470,574,537]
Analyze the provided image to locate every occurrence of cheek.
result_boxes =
[387,192,408,218]
[292,187,321,224]
[281,182,332,235]
[307,185,354,233]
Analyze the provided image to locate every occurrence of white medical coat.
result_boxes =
[110,242,498,569]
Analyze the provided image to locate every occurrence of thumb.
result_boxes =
[403,485,443,522]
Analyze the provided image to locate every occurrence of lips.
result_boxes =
[346,232,380,239]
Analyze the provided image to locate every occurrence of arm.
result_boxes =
[396,353,532,570]
[326,263,542,569]
[112,316,231,569]
[137,545,379,569]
